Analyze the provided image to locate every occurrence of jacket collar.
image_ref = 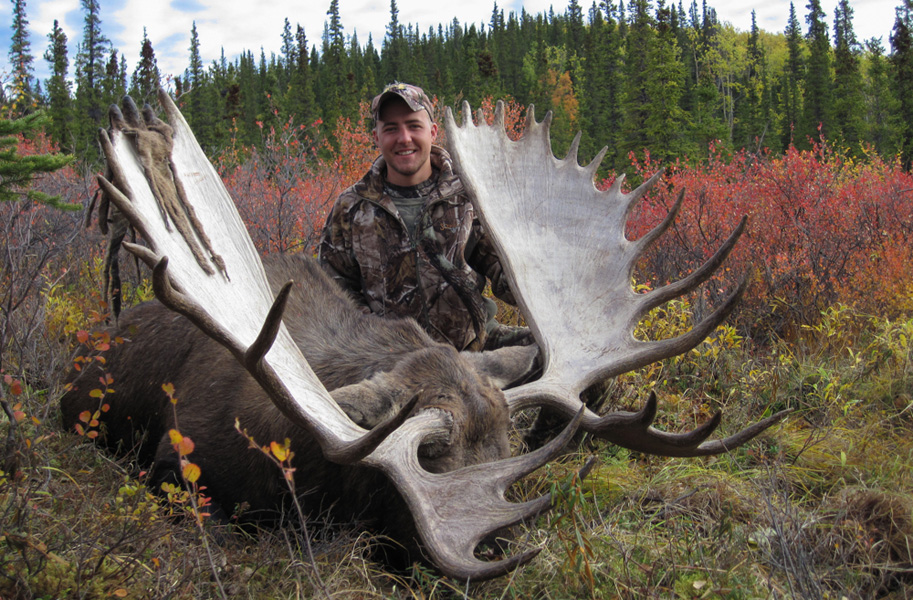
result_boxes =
[357,145,463,203]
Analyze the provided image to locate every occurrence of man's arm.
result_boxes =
[317,206,369,307]
[466,222,517,305]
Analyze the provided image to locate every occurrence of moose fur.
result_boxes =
[60,253,536,548]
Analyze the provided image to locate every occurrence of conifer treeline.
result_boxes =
[6,0,913,168]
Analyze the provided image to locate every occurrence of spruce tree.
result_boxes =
[9,0,35,113]
[75,0,108,115]
[682,2,727,151]
[832,0,864,154]
[497,11,524,100]
[236,50,259,144]
[779,3,804,150]
[102,49,126,107]
[580,1,623,164]
[363,34,382,94]
[618,0,655,167]
[0,112,74,209]
[459,24,484,105]
[644,0,689,162]
[320,0,353,125]
[280,18,296,88]
[130,28,161,104]
[864,37,901,156]
[73,0,111,159]
[799,0,833,147]
[43,19,73,150]
[734,11,772,151]
[383,0,406,81]
[566,0,585,52]
[183,22,217,149]
[287,25,316,126]
[891,0,913,165]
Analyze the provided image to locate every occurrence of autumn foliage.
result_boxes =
[619,140,913,338]
[213,104,376,255]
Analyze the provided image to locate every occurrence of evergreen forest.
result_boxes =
[5,0,913,169]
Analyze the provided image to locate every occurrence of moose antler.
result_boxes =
[98,91,583,581]
[445,101,789,456]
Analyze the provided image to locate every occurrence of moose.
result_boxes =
[60,91,788,581]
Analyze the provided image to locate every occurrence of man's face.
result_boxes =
[373,98,438,187]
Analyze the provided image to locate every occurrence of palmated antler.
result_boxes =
[98,91,584,581]
[445,101,789,456]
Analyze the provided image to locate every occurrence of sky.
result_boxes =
[0,0,902,86]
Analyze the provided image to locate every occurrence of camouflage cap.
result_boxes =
[371,82,435,122]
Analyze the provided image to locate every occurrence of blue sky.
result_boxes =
[0,0,901,87]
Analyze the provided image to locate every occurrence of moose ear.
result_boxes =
[462,343,540,389]
[331,371,405,429]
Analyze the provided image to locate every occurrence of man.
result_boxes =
[318,82,529,351]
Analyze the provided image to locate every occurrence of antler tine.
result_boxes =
[563,277,747,390]
[584,145,609,180]
[366,409,591,581]
[566,131,582,164]
[608,172,625,194]
[684,409,792,456]
[494,99,506,128]
[508,385,790,457]
[524,104,537,132]
[623,168,665,216]
[633,187,685,253]
[244,280,293,369]
[539,110,554,141]
[585,393,792,457]
[642,216,747,312]
[461,100,473,127]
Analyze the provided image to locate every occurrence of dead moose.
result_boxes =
[60,91,788,581]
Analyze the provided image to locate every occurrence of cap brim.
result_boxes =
[374,91,426,116]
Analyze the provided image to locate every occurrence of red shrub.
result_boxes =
[622,141,913,337]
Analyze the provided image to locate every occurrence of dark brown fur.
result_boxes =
[60,253,534,550]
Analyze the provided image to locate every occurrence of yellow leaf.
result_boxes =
[168,429,183,445]
[270,441,288,461]
[112,588,128,598]
[183,462,201,483]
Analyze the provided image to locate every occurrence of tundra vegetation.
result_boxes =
[0,93,911,598]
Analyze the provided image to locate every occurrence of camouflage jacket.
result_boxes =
[318,146,514,350]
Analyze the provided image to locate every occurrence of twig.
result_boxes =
[1,398,19,475]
